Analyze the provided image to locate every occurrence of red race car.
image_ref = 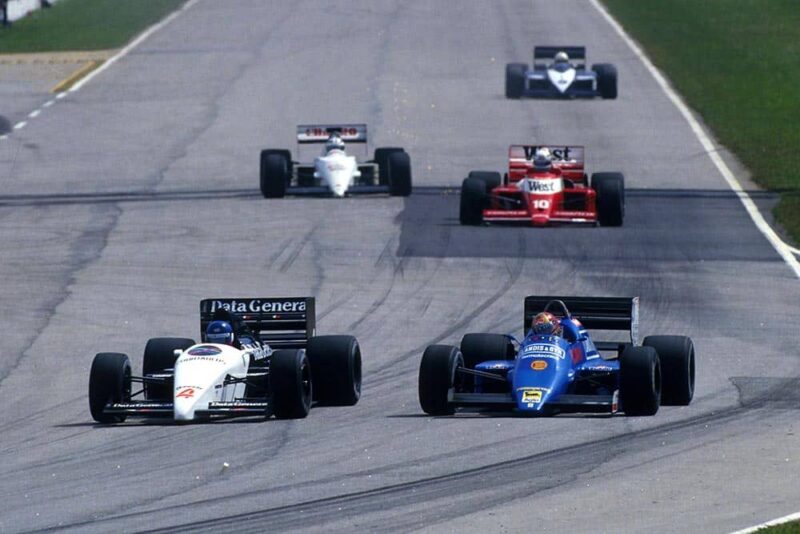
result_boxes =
[459,145,624,227]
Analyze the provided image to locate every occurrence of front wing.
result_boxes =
[449,390,617,414]
[102,400,271,418]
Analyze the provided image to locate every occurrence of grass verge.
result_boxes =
[757,519,800,533]
[0,0,186,53]
[601,0,800,244]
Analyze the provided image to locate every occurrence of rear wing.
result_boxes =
[524,296,639,344]
[534,46,586,61]
[200,297,316,349]
[509,145,585,168]
[296,124,368,144]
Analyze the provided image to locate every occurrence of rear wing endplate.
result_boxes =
[533,46,586,60]
[524,296,639,344]
[200,297,316,349]
[297,124,368,144]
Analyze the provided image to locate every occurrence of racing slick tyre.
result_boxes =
[374,147,404,185]
[89,352,132,424]
[260,152,290,198]
[460,333,514,369]
[270,349,312,419]
[620,345,661,416]
[467,171,502,192]
[592,172,625,226]
[643,335,695,406]
[306,335,362,406]
[459,177,486,225]
[143,337,195,400]
[505,62,527,98]
[387,151,412,196]
[592,63,618,99]
[419,345,463,416]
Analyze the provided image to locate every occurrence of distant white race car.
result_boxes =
[88,297,362,423]
[259,124,412,198]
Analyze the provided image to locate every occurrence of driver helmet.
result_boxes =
[325,133,346,154]
[206,320,235,345]
[554,51,570,64]
[531,312,562,336]
[532,147,553,171]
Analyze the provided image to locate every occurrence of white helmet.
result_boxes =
[554,51,569,64]
[325,133,345,154]
[533,147,552,170]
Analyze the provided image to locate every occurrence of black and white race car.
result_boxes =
[506,46,617,99]
[259,124,412,198]
[88,297,362,423]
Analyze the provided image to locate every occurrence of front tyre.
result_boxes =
[388,151,412,196]
[459,177,486,225]
[592,63,618,99]
[306,335,362,406]
[644,335,695,406]
[418,345,463,415]
[270,349,312,419]
[260,152,290,198]
[592,172,625,226]
[620,345,661,416]
[89,352,132,424]
[505,62,527,98]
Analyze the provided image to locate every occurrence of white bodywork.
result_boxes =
[172,342,268,421]
[313,149,361,197]
[546,66,577,93]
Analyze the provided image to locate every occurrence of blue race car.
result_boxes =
[418,296,695,416]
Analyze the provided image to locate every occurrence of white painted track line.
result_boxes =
[729,511,800,534]
[68,0,202,93]
[591,0,800,275]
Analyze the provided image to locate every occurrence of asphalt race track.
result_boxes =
[1,1,799,532]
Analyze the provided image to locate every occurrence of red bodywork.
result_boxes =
[483,145,597,226]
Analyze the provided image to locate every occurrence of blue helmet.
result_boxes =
[206,320,234,345]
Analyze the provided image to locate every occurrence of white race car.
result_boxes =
[259,124,412,198]
[88,297,362,423]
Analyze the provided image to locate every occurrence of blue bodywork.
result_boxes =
[460,318,621,414]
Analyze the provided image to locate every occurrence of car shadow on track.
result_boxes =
[397,186,784,262]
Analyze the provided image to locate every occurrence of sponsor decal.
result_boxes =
[206,299,306,314]
[520,389,543,403]
[523,146,574,161]
[181,356,225,364]
[531,360,548,371]
[521,179,562,194]
[188,345,222,356]
[522,344,566,360]
[111,403,172,409]
[571,347,583,365]
[326,162,347,172]
[176,387,196,399]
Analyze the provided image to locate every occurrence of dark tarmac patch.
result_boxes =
[397,187,782,262]
[731,377,800,409]
[0,116,11,135]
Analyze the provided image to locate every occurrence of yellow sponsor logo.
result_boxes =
[521,389,542,403]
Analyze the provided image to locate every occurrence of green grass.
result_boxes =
[602,0,800,243]
[757,519,800,533]
[0,0,186,53]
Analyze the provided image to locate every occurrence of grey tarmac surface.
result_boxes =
[0,1,798,532]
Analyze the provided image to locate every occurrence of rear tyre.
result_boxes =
[459,177,486,225]
[644,335,695,406]
[306,335,362,406]
[620,345,661,416]
[387,151,412,196]
[143,337,195,400]
[270,349,312,419]
[374,147,404,185]
[467,171,501,192]
[260,152,290,198]
[592,172,625,226]
[505,62,527,98]
[460,333,513,369]
[592,63,618,99]
[418,345,463,415]
[89,352,132,424]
